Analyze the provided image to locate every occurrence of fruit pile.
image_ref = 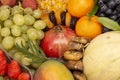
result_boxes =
[0,49,30,80]
[0,0,119,80]
[0,3,46,65]
[96,0,120,32]
[97,0,120,24]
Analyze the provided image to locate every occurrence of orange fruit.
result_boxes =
[75,16,102,38]
[67,0,94,18]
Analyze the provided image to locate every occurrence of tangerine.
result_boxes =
[75,16,102,38]
[67,0,94,18]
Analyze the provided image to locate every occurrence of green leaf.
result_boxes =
[98,17,120,31]
[88,0,98,18]
[15,39,48,64]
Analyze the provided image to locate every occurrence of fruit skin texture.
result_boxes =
[40,25,76,58]
[1,0,17,7]
[67,0,94,18]
[83,31,120,80]
[37,0,68,13]
[22,0,37,10]
[0,50,7,76]
[75,16,102,38]
[18,72,30,80]
[7,60,21,79]
[34,60,74,80]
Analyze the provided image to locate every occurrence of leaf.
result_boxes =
[98,17,120,31]
[15,40,48,64]
[88,0,98,18]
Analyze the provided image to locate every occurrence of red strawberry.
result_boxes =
[7,60,21,79]
[22,0,37,10]
[18,72,30,80]
[0,50,8,76]
[1,0,17,7]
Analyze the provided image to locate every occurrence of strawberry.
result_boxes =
[7,60,21,79]
[22,0,37,10]
[0,50,8,76]
[18,72,30,80]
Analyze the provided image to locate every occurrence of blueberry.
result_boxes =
[105,9,112,15]
[110,15,118,20]
[116,5,120,12]
[107,0,116,9]
[100,4,108,12]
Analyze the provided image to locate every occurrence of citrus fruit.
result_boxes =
[67,0,94,18]
[75,16,102,38]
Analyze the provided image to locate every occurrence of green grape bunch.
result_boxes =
[0,4,46,54]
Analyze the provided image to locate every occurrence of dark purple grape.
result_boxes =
[110,15,118,20]
[97,0,120,26]
[100,4,108,12]
[116,5,120,12]
[117,14,120,18]
[114,0,120,5]
[105,9,112,15]
[99,13,106,17]
[107,0,116,8]
[98,0,104,6]
[112,10,117,15]
[102,0,110,3]
[116,18,120,24]
[102,27,112,33]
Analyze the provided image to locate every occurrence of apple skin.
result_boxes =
[33,60,74,80]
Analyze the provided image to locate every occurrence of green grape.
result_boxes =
[27,28,38,40]
[0,76,4,80]
[13,14,25,26]
[11,25,21,37]
[13,52,24,61]
[0,24,2,31]
[21,25,29,33]
[4,19,13,28]
[0,35,2,43]
[33,9,43,19]
[1,27,10,37]
[33,20,46,30]
[21,33,28,41]
[2,36,14,50]
[0,8,10,21]
[24,7,33,15]
[37,30,44,40]
[11,5,23,15]
[0,5,11,10]
[21,55,32,66]
[15,37,26,47]
[8,47,18,55]
[24,14,35,25]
